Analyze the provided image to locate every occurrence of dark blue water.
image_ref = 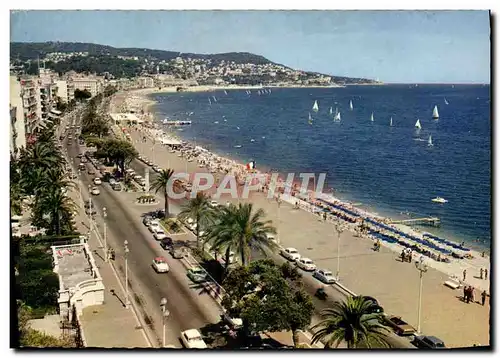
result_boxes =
[150,85,491,250]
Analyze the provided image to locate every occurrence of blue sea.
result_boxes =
[150,85,491,251]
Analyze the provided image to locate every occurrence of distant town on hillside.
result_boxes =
[10,42,379,86]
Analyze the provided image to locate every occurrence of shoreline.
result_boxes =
[140,88,490,256]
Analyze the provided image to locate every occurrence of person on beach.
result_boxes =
[481,290,487,306]
[463,269,467,281]
[463,286,468,301]
[480,268,484,279]
[485,268,488,280]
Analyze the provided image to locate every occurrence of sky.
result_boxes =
[10,10,491,83]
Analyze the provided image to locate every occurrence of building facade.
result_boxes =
[9,76,27,156]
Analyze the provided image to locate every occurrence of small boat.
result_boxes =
[390,117,393,127]
[415,119,422,130]
[212,96,217,102]
[329,107,333,116]
[234,145,242,148]
[214,121,219,124]
[334,108,341,122]
[444,98,449,105]
[349,100,353,110]
[224,90,228,95]
[223,119,227,122]
[208,98,212,105]
[428,135,433,147]
[258,90,261,95]
[250,139,255,142]
[432,197,448,204]
[262,136,266,139]
[236,126,240,130]
[370,112,374,122]
[308,112,313,125]
[432,105,439,119]
[312,100,319,113]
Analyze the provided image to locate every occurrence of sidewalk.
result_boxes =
[68,188,151,348]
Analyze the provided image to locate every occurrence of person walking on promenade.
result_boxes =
[463,286,468,301]
[485,268,488,280]
[408,249,413,263]
[470,287,475,303]
[463,269,467,281]
[465,286,471,304]
[481,290,487,306]
[480,268,484,279]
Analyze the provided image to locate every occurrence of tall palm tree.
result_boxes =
[34,188,77,236]
[150,169,175,218]
[206,203,277,272]
[311,296,392,349]
[177,192,216,249]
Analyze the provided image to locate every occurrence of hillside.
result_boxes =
[10,42,274,65]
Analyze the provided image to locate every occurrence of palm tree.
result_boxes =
[177,192,216,249]
[150,169,175,218]
[33,188,77,236]
[205,203,277,272]
[311,296,392,349]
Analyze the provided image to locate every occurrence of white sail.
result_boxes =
[390,117,393,126]
[212,96,217,102]
[335,111,341,122]
[224,90,228,95]
[370,112,374,122]
[428,135,433,147]
[349,100,353,110]
[432,105,439,119]
[415,119,422,129]
[329,107,333,115]
[444,98,449,105]
[208,97,212,105]
[308,112,313,125]
[312,100,319,112]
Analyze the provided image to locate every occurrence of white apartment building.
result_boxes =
[9,76,27,156]
[54,80,71,103]
[137,77,154,88]
[71,77,102,97]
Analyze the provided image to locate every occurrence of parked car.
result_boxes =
[159,237,174,250]
[412,335,446,349]
[209,200,219,207]
[153,229,168,241]
[358,296,384,314]
[112,183,122,191]
[152,257,170,273]
[313,269,336,284]
[180,329,207,349]
[280,247,301,261]
[187,267,208,283]
[384,315,417,336]
[296,257,316,271]
[91,187,100,195]
[170,245,188,259]
[142,216,152,226]
[148,220,161,232]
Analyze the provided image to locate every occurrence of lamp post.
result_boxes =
[160,298,170,347]
[415,258,428,334]
[124,240,130,309]
[335,223,345,281]
[102,207,108,262]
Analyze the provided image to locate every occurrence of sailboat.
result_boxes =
[428,135,433,147]
[349,100,353,110]
[444,98,449,105]
[208,97,212,105]
[224,90,228,95]
[212,96,217,102]
[432,105,439,119]
[415,119,422,130]
[390,117,393,127]
[329,107,333,116]
[312,100,319,113]
[308,112,313,125]
[334,109,341,122]
[370,112,374,122]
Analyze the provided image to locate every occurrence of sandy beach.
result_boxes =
[109,89,491,347]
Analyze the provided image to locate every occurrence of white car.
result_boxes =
[153,229,168,241]
[91,187,100,195]
[296,257,316,271]
[93,177,102,185]
[148,220,161,232]
[180,329,207,349]
[266,233,278,244]
[134,175,142,181]
[209,200,219,208]
[152,257,170,273]
[281,247,301,261]
[313,269,336,284]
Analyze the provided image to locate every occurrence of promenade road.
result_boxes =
[126,124,490,348]
[65,123,222,348]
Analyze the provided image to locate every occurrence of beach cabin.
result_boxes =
[109,113,144,126]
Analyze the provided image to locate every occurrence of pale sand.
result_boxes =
[111,92,491,348]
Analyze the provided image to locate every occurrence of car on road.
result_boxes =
[170,245,188,259]
[180,329,207,349]
[152,165,161,173]
[281,247,301,262]
[93,177,102,185]
[384,315,417,336]
[153,229,168,241]
[88,169,95,175]
[81,157,88,163]
[76,153,83,158]
[313,269,336,284]
[296,257,316,271]
[159,237,174,249]
[91,187,100,195]
[152,257,170,273]
[109,178,117,185]
[411,335,446,349]
[187,267,208,283]
[142,216,152,226]
[111,183,122,191]
[134,174,142,181]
